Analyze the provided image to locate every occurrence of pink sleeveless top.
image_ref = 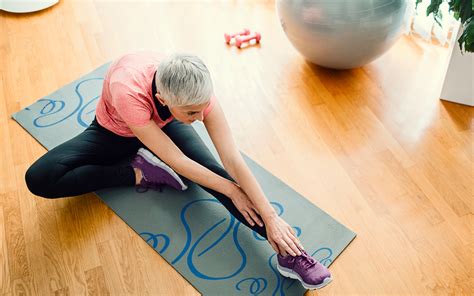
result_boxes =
[95,51,215,137]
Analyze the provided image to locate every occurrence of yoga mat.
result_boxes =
[12,63,356,296]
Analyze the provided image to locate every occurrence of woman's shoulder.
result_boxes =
[108,51,161,87]
[111,51,162,69]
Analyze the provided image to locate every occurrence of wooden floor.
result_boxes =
[1,1,472,295]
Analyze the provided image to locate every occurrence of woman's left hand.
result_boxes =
[228,183,264,227]
[264,215,304,256]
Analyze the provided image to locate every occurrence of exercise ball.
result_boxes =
[276,0,408,69]
[1,0,58,13]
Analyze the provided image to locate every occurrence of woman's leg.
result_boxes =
[162,120,268,239]
[25,118,143,198]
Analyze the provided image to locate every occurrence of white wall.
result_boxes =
[440,27,474,106]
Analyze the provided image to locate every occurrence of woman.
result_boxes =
[25,52,332,289]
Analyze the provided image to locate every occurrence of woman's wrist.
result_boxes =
[224,180,238,199]
[260,209,277,222]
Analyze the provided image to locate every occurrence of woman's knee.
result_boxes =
[25,161,60,199]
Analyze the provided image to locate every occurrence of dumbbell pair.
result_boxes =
[224,29,261,48]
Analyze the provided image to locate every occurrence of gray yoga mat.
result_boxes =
[12,63,356,296]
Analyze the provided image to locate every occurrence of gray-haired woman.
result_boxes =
[25,51,332,289]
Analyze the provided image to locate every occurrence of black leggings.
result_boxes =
[25,118,267,238]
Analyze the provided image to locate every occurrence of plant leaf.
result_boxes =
[458,0,473,23]
[427,0,444,25]
[458,16,474,53]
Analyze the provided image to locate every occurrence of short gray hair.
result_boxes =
[155,54,214,107]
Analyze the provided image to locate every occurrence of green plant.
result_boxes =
[416,0,473,52]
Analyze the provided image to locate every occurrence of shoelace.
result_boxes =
[297,251,317,269]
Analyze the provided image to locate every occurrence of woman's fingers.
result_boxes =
[277,242,287,256]
[276,238,297,256]
[284,235,302,256]
[288,230,304,250]
[269,236,299,257]
[268,239,280,254]
[240,205,263,228]
[276,233,302,256]
[241,211,255,226]
[248,208,264,227]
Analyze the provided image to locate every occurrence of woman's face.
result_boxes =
[168,102,209,125]
[155,92,210,125]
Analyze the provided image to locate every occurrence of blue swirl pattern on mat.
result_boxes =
[140,199,334,295]
[236,277,267,295]
[140,232,170,254]
[29,78,103,128]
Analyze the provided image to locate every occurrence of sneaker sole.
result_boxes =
[276,263,332,290]
[137,148,188,191]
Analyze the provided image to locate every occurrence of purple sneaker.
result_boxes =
[131,148,187,191]
[277,250,332,289]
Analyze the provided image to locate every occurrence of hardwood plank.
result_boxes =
[3,193,29,282]
[24,240,49,295]
[11,277,34,296]
[36,202,70,292]
[85,266,110,296]
[0,206,12,294]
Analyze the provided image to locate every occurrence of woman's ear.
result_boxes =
[155,92,166,106]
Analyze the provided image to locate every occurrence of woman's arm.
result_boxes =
[203,101,277,219]
[203,101,304,256]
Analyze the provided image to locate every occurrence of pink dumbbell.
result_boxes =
[224,29,251,44]
[235,32,261,48]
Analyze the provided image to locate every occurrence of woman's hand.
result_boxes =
[264,215,304,256]
[228,183,264,227]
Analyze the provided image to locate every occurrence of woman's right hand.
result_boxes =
[263,214,304,256]
[228,183,264,228]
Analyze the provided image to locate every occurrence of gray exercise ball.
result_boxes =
[276,0,408,69]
